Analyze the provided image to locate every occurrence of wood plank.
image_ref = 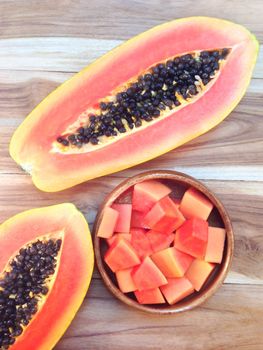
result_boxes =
[0,173,262,285]
[55,281,263,350]
[0,38,262,77]
[0,0,262,43]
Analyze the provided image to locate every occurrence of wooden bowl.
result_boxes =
[93,170,234,314]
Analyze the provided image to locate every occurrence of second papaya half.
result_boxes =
[10,17,258,192]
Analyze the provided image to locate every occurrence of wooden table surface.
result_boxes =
[0,1,263,349]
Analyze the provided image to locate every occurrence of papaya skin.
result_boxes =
[0,204,94,350]
[9,17,259,192]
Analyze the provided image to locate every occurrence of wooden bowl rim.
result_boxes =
[94,170,234,314]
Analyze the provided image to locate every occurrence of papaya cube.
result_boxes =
[104,239,140,272]
[131,210,149,229]
[143,196,185,234]
[186,259,215,291]
[175,218,208,258]
[180,187,213,220]
[135,288,165,304]
[130,228,153,258]
[97,206,119,238]
[160,277,194,305]
[116,268,137,293]
[174,233,188,252]
[132,180,172,213]
[151,247,194,278]
[111,203,132,233]
[147,230,175,253]
[131,256,167,291]
[205,227,226,264]
[107,233,131,246]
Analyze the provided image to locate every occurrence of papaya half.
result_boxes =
[0,204,94,349]
[10,17,258,192]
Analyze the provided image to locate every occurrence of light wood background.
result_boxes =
[0,1,263,349]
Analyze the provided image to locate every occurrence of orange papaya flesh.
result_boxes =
[185,259,215,291]
[115,268,137,293]
[104,239,140,272]
[176,217,208,258]
[106,233,131,246]
[205,227,226,264]
[131,256,167,291]
[0,204,94,350]
[131,210,149,229]
[180,187,213,220]
[132,180,172,213]
[134,288,165,304]
[172,198,180,207]
[147,230,175,253]
[143,196,185,234]
[151,247,194,278]
[10,17,259,192]
[130,228,153,258]
[97,206,119,238]
[111,203,132,233]
[160,277,194,305]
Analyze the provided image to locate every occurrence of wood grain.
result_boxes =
[56,281,263,350]
[1,37,263,74]
[0,0,262,42]
[0,0,262,348]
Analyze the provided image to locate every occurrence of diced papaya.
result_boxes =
[147,230,175,253]
[132,180,172,213]
[131,210,149,229]
[131,256,167,291]
[151,247,194,278]
[104,239,140,272]
[174,233,189,252]
[180,187,213,220]
[107,233,131,246]
[186,259,215,291]
[116,268,137,293]
[143,196,185,234]
[160,277,194,305]
[111,203,132,233]
[205,227,226,264]
[97,206,119,238]
[135,288,165,304]
[130,228,153,258]
[175,218,208,258]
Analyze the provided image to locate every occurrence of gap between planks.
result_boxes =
[1,0,263,44]
[0,167,263,182]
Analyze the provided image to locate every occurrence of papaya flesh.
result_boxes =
[10,17,258,192]
[0,204,94,350]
